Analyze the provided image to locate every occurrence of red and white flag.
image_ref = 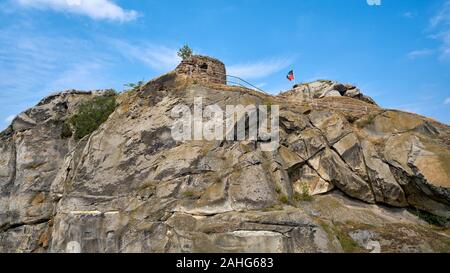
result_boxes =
[286,70,294,81]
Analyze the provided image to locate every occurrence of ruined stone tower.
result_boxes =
[175,55,227,85]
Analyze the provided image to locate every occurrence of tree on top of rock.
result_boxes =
[178,45,193,60]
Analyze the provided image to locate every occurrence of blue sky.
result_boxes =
[0,0,449,129]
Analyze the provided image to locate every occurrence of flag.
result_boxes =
[286,70,294,81]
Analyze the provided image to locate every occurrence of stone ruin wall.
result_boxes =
[175,55,227,85]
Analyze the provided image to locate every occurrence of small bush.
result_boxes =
[67,92,117,140]
[278,194,289,204]
[124,80,145,92]
[356,115,376,129]
[294,183,314,202]
[294,192,314,202]
[61,121,73,139]
[104,89,117,96]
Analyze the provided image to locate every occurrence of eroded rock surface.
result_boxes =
[1,60,449,253]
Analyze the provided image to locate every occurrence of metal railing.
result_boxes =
[225,75,269,94]
[210,70,270,95]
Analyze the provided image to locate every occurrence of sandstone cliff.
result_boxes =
[0,56,449,253]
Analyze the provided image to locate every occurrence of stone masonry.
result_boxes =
[175,55,227,84]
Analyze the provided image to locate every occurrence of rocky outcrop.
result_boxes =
[283,80,378,105]
[0,90,113,252]
[0,57,449,253]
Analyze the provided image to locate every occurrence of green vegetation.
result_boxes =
[318,220,366,253]
[177,45,193,60]
[181,190,200,199]
[263,204,284,212]
[61,121,73,138]
[278,194,289,205]
[124,80,145,92]
[409,208,449,227]
[335,230,364,253]
[275,185,281,194]
[262,97,274,107]
[294,192,314,202]
[356,114,376,129]
[294,183,314,202]
[61,91,117,140]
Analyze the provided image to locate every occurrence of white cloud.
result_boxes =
[15,0,138,22]
[227,58,294,80]
[5,115,15,124]
[111,40,181,71]
[0,24,181,106]
[429,1,450,60]
[407,49,434,59]
[45,61,112,91]
[430,1,450,28]
[403,11,416,19]
[436,30,450,60]
[0,24,118,110]
[445,98,450,105]
[0,23,186,130]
